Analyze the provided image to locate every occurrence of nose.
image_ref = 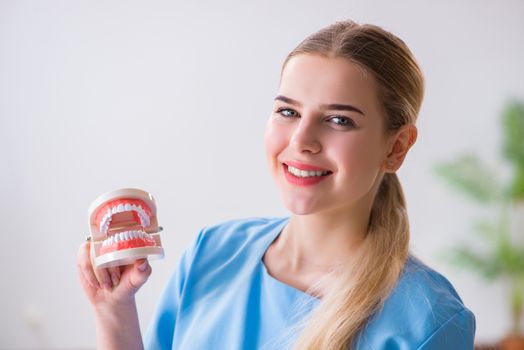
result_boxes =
[290,118,321,154]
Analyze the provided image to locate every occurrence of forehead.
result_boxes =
[279,54,382,116]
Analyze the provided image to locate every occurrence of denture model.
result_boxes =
[88,188,164,269]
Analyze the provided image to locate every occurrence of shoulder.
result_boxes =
[356,254,476,349]
[396,255,466,311]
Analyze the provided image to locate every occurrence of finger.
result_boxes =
[85,241,115,290]
[107,266,121,287]
[127,259,152,292]
[93,262,113,290]
[77,242,100,289]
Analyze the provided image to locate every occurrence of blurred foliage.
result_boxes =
[434,100,524,333]
[434,155,503,203]
[503,102,524,200]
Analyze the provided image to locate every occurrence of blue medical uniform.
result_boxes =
[144,216,476,349]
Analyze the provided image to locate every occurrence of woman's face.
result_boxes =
[264,54,392,216]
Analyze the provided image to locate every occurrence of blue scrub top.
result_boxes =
[144,216,476,349]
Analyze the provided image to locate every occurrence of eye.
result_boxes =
[329,116,356,128]
[275,107,298,118]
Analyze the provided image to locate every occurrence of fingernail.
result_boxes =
[111,273,119,287]
[138,260,148,272]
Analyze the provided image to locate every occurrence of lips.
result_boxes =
[282,161,333,186]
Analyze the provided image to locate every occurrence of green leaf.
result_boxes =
[440,244,501,280]
[472,218,500,244]
[434,154,503,203]
[440,207,524,282]
[507,166,524,200]
[502,101,524,200]
[502,101,524,167]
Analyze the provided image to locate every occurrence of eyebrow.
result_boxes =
[274,95,365,116]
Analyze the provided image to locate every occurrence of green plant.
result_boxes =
[434,100,524,333]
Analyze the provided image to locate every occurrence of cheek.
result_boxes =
[333,133,377,161]
[330,132,384,182]
[264,119,288,165]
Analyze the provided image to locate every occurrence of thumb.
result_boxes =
[127,259,151,292]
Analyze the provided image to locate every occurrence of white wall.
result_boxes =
[1,0,523,348]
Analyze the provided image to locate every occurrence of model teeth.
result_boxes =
[287,165,330,178]
[99,202,151,234]
[101,230,152,246]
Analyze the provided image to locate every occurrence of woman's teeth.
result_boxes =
[287,165,330,177]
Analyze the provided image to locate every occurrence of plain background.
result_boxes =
[1,0,523,348]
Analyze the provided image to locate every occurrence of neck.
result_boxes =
[279,202,371,272]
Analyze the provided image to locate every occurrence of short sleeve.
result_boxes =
[416,308,476,350]
[143,227,206,350]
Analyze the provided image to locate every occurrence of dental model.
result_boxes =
[88,188,164,269]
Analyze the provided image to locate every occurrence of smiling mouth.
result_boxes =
[283,163,333,178]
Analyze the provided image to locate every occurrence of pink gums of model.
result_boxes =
[88,188,164,269]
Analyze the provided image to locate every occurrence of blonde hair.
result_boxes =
[280,20,425,349]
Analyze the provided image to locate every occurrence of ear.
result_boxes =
[382,124,418,173]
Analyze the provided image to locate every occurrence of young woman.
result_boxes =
[78,19,476,349]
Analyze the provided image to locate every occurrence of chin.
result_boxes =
[281,197,322,215]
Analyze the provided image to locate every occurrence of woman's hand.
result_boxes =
[76,241,151,350]
[77,241,152,307]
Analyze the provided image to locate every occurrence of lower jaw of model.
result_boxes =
[99,229,156,255]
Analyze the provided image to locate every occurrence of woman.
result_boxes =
[78,19,476,349]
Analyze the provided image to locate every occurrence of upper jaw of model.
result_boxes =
[97,199,151,235]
